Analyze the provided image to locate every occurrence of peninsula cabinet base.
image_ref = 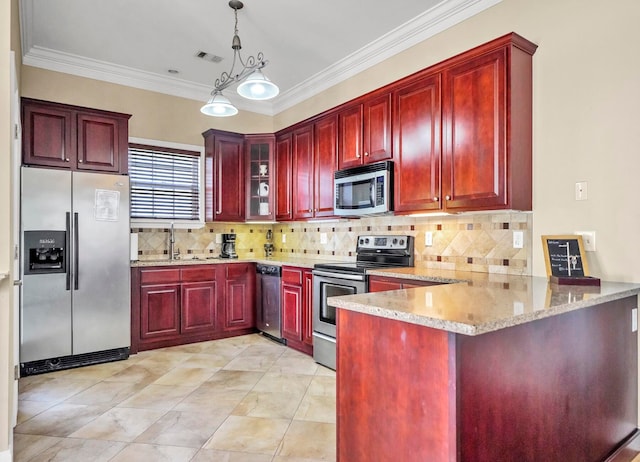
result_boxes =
[336,297,638,462]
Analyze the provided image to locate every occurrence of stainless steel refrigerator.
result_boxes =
[20,166,131,375]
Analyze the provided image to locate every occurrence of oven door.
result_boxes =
[312,269,366,337]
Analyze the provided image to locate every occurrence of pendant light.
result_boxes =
[200,0,279,117]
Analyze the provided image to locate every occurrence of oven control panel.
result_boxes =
[357,235,412,251]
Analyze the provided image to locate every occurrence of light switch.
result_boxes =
[425,232,433,247]
[282,233,286,243]
[575,181,588,201]
[513,231,524,249]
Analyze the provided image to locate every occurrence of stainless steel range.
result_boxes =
[312,235,415,369]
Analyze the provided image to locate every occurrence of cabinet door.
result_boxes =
[223,264,256,331]
[368,277,402,293]
[302,269,314,347]
[292,125,314,220]
[364,93,392,163]
[22,102,74,169]
[181,281,218,335]
[140,284,181,340]
[314,115,337,218]
[275,133,293,221]
[337,105,363,170]
[77,113,122,172]
[214,133,245,221]
[246,135,275,220]
[282,282,303,342]
[393,74,442,213]
[442,48,507,211]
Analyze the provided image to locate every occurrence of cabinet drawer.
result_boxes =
[181,266,217,282]
[282,267,303,285]
[140,268,181,284]
[226,263,251,279]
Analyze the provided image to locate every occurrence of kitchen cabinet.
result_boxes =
[275,133,293,221]
[245,134,275,221]
[368,275,441,292]
[291,114,336,220]
[22,98,130,174]
[281,266,313,355]
[131,263,255,352]
[338,93,392,170]
[393,74,442,213]
[203,129,245,222]
[222,263,256,332]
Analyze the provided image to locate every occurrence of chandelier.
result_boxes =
[200,0,279,117]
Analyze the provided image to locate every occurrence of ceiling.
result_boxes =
[19,0,501,116]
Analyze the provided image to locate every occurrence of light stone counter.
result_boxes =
[132,255,349,269]
[330,273,640,336]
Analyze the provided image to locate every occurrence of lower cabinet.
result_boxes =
[281,266,313,356]
[368,275,442,292]
[131,263,255,352]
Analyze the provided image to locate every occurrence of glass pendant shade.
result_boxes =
[236,69,280,100]
[200,91,238,117]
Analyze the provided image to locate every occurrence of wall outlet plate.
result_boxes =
[215,233,222,244]
[320,233,328,245]
[513,231,524,249]
[282,233,286,243]
[575,231,596,251]
[425,231,433,247]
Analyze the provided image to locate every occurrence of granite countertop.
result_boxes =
[331,267,640,336]
[132,255,348,269]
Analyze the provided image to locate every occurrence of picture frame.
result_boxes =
[541,235,600,285]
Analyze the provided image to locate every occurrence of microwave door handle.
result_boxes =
[370,181,375,206]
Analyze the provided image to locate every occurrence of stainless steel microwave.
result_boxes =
[334,161,393,217]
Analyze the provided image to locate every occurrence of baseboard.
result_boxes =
[0,447,12,462]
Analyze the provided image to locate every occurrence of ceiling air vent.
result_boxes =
[195,51,223,63]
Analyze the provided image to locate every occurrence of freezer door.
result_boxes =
[20,167,73,362]
[72,171,130,354]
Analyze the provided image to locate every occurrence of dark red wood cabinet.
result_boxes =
[281,266,313,355]
[337,93,392,170]
[337,296,638,462]
[131,263,255,352]
[313,114,338,218]
[393,73,442,213]
[22,98,130,173]
[368,275,441,292]
[203,129,245,222]
[245,134,275,221]
[223,263,256,332]
[275,133,293,221]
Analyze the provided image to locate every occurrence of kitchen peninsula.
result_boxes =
[330,270,640,462]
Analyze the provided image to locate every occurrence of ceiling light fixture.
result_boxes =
[200,0,279,117]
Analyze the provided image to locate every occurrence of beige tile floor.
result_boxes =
[14,334,337,462]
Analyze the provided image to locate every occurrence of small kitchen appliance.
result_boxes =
[264,229,274,258]
[312,235,414,369]
[255,263,284,343]
[220,233,238,259]
[334,161,393,217]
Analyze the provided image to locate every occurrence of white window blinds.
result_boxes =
[128,144,200,220]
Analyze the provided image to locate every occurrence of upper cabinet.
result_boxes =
[22,98,130,174]
[275,133,293,221]
[337,93,392,170]
[203,129,245,222]
[245,134,275,221]
[394,33,536,214]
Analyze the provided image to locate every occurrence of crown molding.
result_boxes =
[20,0,501,117]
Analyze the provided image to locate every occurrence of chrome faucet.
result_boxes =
[169,223,180,260]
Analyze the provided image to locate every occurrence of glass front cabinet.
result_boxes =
[245,135,276,221]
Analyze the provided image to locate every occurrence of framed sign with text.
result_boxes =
[541,235,600,285]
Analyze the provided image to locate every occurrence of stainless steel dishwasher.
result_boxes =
[256,264,284,343]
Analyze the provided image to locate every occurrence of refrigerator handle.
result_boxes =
[74,212,79,290]
[66,212,71,291]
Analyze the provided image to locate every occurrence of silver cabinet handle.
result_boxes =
[65,158,70,162]
[433,197,439,202]
[355,153,361,159]
[445,195,451,200]
[364,152,369,157]
[78,159,83,163]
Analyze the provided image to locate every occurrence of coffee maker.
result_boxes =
[220,233,238,259]
[264,229,274,258]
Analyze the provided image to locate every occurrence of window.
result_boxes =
[128,142,203,223]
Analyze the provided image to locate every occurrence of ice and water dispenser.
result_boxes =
[23,230,66,274]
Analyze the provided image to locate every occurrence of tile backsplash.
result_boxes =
[133,212,532,275]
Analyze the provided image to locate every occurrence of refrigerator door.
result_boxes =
[21,167,72,362]
[72,171,130,355]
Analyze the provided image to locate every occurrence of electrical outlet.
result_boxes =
[575,231,596,251]
[575,181,588,201]
[282,233,286,243]
[425,231,433,247]
[320,233,328,245]
[215,234,222,244]
[513,231,524,249]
